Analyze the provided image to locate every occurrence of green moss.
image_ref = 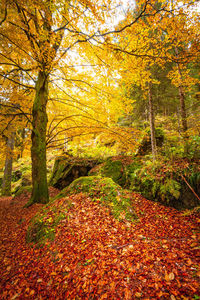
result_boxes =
[14,185,32,197]
[49,158,64,186]
[55,176,138,222]
[89,159,126,187]
[103,159,125,184]
[26,199,72,245]
[0,171,3,187]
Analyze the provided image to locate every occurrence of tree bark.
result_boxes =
[148,81,157,161]
[2,132,15,196]
[174,48,188,134]
[29,71,49,205]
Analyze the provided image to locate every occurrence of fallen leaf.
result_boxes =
[135,292,142,298]
[169,272,175,280]
[6,266,12,271]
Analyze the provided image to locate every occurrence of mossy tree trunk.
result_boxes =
[2,132,15,196]
[30,71,49,204]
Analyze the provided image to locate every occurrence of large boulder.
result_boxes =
[89,156,142,188]
[49,156,99,189]
[54,176,138,222]
[130,162,200,210]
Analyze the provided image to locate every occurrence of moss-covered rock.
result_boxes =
[49,156,99,189]
[89,156,141,188]
[55,176,137,222]
[14,185,32,197]
[26,198,72,245]
[101,159,126,186]
[130,160,200,210]
[12,171,32,195]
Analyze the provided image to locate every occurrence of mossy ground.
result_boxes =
[26,197,73,245]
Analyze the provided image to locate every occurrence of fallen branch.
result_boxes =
[180,174,200,202]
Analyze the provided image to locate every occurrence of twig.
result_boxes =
[180,174,200,202]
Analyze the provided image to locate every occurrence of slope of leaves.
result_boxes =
[0,189,199,299]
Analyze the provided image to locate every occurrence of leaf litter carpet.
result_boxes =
[0,189,199,299]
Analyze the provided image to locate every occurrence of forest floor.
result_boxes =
[0,188,199,300]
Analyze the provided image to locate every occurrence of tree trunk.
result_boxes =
[178,75,188,134]
[29,71,49,205]
[174,48,188,134]
[148,81,157,161]
[174,48,188,153]
[20,128,26,159]
[2,132,15,196]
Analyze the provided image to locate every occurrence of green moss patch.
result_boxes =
[89,158,126,187]
[14,185,32,197]
[56,176,137,222]
[26,198,72,245]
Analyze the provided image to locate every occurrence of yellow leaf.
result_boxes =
[165,271,174,281]
[196,271,200,277]
[135,292,142,298]
[6,266,12,271]
[29,290,35,296]
[169,272,175,280]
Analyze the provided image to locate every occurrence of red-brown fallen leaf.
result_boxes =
[0,189,200,300]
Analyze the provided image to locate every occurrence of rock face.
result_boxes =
[89,156,141,188]
[49,156,99,189]
[89,158,125,186]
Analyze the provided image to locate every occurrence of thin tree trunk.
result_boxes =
[174,48,188,153]
[20,128,26,158]
[175,48,188,134]
[29,71,49,205]
[2,132,15,196]
[148,81,157,161]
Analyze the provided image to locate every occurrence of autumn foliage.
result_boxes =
[0,187,199,299]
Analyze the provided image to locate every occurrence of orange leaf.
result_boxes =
[125,288,132,299]
[29,290,35,296]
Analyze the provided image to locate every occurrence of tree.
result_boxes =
[1,0,167,204]
[0,0,113,205]
[106,0,200,159]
